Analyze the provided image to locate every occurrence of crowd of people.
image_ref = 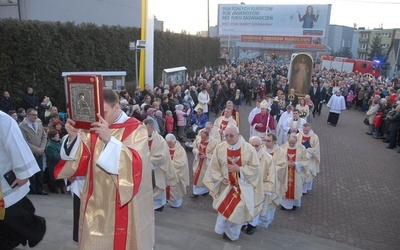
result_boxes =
[1,58,400,248]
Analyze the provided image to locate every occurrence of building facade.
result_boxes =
[0,0,142,27]
[327,24,355,56]
[355,28,393,60]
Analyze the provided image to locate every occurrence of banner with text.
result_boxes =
[218,4,331,45]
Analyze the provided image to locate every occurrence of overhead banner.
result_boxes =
[218,4,331,45]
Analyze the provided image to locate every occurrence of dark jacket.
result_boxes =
[23,92,39,110]
[0,97,16,113]
[388,110,400,132]
[45,139,61,180]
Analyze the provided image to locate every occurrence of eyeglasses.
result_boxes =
[224,134,236,139]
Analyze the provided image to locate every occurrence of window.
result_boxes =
[361,44,367,49]
[361,63,367,69]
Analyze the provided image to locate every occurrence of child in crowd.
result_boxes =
[165,110,174,134]
[346,90,355,109]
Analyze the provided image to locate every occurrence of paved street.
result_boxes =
[19,101,400,250]
[183,102,400,250]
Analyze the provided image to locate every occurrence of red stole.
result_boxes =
[193,140,209,186]
[148,139,153,150]
[220,120,229,131]
[166,149,175,200]
[302,136,310,143]
[285,148,296,200]
[217,148,242,218]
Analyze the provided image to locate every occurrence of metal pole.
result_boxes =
[135,47,139,87]
[207,0,210,37]
[17,0,21,20]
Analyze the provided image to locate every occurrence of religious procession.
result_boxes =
[2,57,400,249]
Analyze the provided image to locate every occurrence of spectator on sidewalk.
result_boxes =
[19,108,48,195]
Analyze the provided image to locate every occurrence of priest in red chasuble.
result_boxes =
[166,134,189,208]
[56,89,154,250]
[297,123,320,194]
[191,129,218,198]
[203,125,264,241]
[280,135,309,210]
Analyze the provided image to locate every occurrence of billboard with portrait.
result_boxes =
[218,4,331,46]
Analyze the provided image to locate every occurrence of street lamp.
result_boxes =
[129,40,146,86]
[207,0,210,37]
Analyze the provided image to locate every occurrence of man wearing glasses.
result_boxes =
[19,108,48,195]
[280,135,309,210]
[297,123,320,194]
[214,108,237,141]
[263,133,287,223]
[204,125,263,241]
[242,136,278,235]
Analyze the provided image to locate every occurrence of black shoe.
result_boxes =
[37,190,49,195]
[155,205,164,212]
[28,216,46,247]
[383,140,389,143]
[222,233,233,241]
[280,205,286,210]
[241,225,247,231]
[202,192,209,197]
[292,206,297,211]
[190,194,199,198]
[366,132,372,135]
[386,146,394,149]
[246,224,257,235]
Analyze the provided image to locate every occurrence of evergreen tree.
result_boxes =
[368,34,383,61]
[332,47,353,58]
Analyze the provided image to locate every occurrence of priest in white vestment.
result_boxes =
[144,119,178,211]
[248,100,261,138]
[276,105,293,145]
[297,123,320,194]
[280,135,309,210]
[56,89,155,250]
[243,136,278,234]
[283,109,306,136]
[0,111,45,249]
[203,125,264,241]
[191,130,218,197]
[214,108,237,141]
[166,134,189,208]
[262,133,287,226]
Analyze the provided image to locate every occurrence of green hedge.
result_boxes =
[0,19,220,110]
